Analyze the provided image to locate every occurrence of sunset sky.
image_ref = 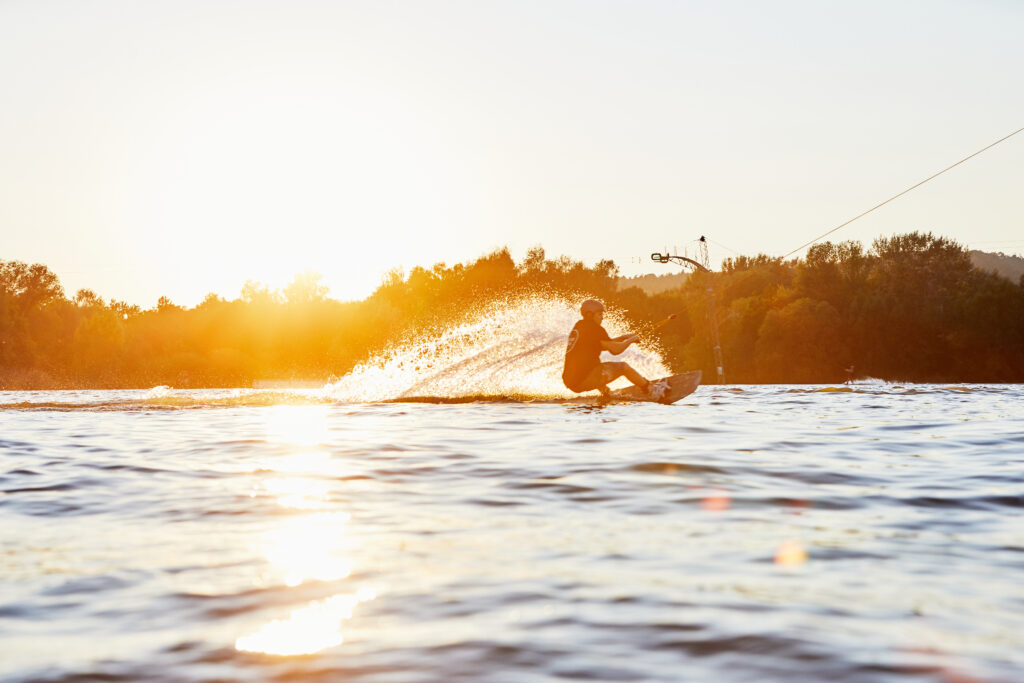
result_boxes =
[2,0,1022,307]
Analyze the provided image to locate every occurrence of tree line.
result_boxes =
[2,231,1022,388]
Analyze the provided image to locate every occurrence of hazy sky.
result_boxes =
[2,0,1022,306]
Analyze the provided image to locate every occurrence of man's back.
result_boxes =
[562,318,609,390]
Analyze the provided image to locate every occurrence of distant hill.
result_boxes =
[617,271,689,295]
[970,250,1024,283]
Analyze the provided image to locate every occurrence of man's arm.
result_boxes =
[601,334,639,355]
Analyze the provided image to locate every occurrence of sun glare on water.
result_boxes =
[235,588,377,656]
[234,405,377,657]
[239,497,374,657]
[261,512,354,587]
[263,405,331,447]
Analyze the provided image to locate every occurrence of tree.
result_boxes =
[240,280,281,305]
[755,298,848,383]
[75,289,104,307]
[796,240,867,309]
[199,292,226,308]
[156,296,181,313]
[110,300,141,319]
[862,232,973,378]
[284,270,329,305]
[4,234,1024,388]
[519,246,546,275]
[0,261,65,310]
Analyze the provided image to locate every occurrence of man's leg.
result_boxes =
[616,362,650,390]
[578,362,650,396]
[577,364,614,396]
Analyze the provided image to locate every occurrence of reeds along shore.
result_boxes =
[2,232,1023,389]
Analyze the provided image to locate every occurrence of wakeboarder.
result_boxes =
[562,299,666,399]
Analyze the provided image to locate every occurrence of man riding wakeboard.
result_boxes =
[562,299,667,400]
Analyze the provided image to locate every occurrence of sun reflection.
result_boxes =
[235,587,376,656]
[774,539,809,567]
[241,404,376,657]
[252,450,354,483]
[264,405,331,447]
[701,489,731,512]
[262,512,354,586]
[261,477,332,510]
[271,449,332,473]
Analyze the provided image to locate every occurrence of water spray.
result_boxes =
[325,293,670,401]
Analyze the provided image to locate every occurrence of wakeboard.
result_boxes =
[568,370,702,405]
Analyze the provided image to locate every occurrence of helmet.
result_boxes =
[580,299,605,315]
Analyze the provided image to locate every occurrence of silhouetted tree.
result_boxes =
[2,236,1023,389]
[284,270,329,305]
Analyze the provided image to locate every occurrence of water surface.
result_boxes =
[1,383,1022,682]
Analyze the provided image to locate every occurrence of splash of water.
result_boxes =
[325,293,670,402]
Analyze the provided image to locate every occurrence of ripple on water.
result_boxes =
[1,387,1023,682]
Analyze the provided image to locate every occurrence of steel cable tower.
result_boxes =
[651,236,726,384]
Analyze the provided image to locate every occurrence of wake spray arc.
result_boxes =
[325,293,670,401]
[651,236,726,384]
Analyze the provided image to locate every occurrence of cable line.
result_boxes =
[782,125,1024,259]
[708,238,740,256]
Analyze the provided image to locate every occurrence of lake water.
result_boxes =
[1,383,1022,682]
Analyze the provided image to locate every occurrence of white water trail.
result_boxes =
[325,293,670,401]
